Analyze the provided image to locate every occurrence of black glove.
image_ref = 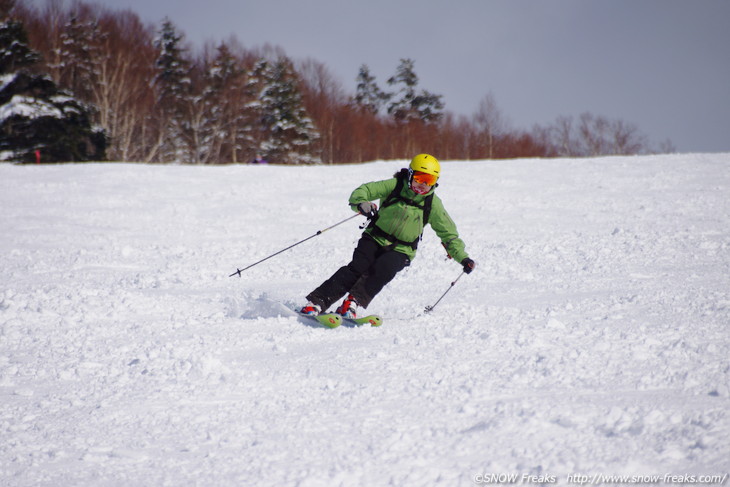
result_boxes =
[461,258,476,274]
[357,201,378,219]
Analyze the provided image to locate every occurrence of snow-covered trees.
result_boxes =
[0,17,106,162]
[5,0,662,164]
[149,18,320,164]
[0,17,38,72]
[199,42,247,164]
[151,24,320,164]
[51,15,102,101]
[153,19,192,162]
[255,58,320,164]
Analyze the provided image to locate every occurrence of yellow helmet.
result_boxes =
[409,153,440,179]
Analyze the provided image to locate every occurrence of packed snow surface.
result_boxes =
[1,154,729,486]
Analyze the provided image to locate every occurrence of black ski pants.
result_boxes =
[307,233,410,310]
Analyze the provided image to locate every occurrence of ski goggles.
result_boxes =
[411,171,438,186]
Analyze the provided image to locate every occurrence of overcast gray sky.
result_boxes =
[32,0,730,153]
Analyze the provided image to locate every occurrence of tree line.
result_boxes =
[2,0,672,164]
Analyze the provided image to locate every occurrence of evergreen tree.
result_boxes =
[0,18,106,162]
[242,59,269,159]
[52,15,103,102]
[257,57,320,164]
[0,18,39,73]
[153,18,191,161]
[200,42,246,163]
[387,58,444,123]
[352,64,389,115]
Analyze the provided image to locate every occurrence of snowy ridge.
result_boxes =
[1,155,729,485]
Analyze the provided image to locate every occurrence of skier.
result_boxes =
[301,153,475,318]
[251,153,268,164]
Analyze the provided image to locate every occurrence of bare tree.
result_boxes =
[610,118,646,155]
[550,115,576,156]
[298,57,347,163]
[657,139,676,154]
[92,10,158,162]
[473,92,507,159]
[578,112,609,156]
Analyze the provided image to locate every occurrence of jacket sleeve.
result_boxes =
[428,195,469,263]
[348,178,398,212]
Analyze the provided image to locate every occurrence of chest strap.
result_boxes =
[368,223,420,250]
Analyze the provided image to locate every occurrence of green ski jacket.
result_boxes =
[348,176,469,262]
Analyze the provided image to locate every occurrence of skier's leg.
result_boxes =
[306,234,379,310]
[349,248,410,308]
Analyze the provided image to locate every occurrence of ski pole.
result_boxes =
[424,271,466,313]
[229,213,361,278]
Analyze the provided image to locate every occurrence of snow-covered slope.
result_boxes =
[1,154,728,486]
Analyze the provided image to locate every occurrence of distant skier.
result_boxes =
[251,154,268,164]
[300,153,475,318]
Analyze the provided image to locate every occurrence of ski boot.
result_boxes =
[335,294,358,319]
[300,302,322,316]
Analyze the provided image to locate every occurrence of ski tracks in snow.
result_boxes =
[1,156,729,485]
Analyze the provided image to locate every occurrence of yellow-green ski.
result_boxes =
[298,312,342,328]
[342,315,383,327]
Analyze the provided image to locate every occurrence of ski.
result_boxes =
[342,315,383,327]
[298,311,342,328]
[241,296,376,329]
